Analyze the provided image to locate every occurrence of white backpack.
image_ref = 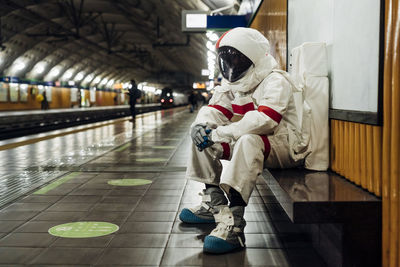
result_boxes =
[272,42,330,171]
[272,69,313,164]
[289,42,330,171]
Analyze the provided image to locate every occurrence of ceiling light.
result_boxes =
[75,72,84,81]
[64,69,73,79]
[49,67,60,77]
[206,41,215,52]
[14,62,26,71]
[34,62,46,74]
[106,79,114,87]
[202,69,210,76]
[100,78,108,86]
[84,74,94,83]
[209,33,219,42]
[93,77,101,84]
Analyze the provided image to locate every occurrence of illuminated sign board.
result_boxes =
[182,11,247,32]
[193,82,206,89]
[182,11,208,32]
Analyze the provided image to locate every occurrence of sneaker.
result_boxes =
[203,206,246,254]
[179,187,228,224]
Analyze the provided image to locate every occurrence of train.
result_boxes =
[160,87,190,108]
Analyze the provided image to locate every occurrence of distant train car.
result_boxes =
[160,87,189,108]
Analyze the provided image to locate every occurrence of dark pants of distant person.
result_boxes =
[130,105,136,122]
[41,100,49,110]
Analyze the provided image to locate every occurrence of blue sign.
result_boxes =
[207,15,247,29]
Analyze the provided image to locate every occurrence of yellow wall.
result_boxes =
[0,85,71,111]
[252,0,400,266]
[332,1,400,266]
[330,121,382,195]
[250,0,287,70]
[0,85,122,110]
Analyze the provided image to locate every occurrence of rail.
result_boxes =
[0,104,161,140]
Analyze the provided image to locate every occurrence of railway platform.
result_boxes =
[0,107,324,266]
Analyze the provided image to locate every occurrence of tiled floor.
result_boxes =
[0,107,326,266]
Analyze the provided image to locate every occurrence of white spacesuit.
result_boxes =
[180,27,307,254]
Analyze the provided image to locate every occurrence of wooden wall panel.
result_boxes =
[0,84,40,111]
[330,120,382,195]
[0,87,121,110]
[49,87,71,109]
[250,0,287,70]
[330,0,399,265]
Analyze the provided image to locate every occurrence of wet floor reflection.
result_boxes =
[0,109,182,177]
[0,108,191,206]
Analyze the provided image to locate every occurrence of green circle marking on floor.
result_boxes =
[151,145,176,149]
[107,179,153,186]
[48,222,119,238]
[135,158,167,162]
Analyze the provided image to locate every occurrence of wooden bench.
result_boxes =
[262,168,381,267]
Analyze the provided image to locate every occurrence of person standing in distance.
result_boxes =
[127,80,142,124]
[41,90,49,110]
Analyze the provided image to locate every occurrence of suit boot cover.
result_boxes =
[203,206,246,254]
[179,187,228,224]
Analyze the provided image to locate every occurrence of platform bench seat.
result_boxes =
[262,168,381,267]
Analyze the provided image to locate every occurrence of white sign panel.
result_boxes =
[182,11,208,32]
[70,87,78,102]
[19,84,28,102]
[0,83,8,102]
[45,86,52,102]
[9,83,19,102]
[186,14,207,28]
[288,0,381,114]
[90,88,96,102]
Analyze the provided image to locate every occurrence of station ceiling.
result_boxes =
[0,0,239,88]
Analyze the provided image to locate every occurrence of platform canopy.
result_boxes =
[0,0,241,88]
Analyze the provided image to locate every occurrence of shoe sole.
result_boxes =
[179,208,215,224]
[203,235,243,254]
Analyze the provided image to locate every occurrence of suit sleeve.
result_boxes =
[191,85,234,129]
[212,73,291,142]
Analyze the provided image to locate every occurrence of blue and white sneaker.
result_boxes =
[179,187,227,224]
[203,206,246,254]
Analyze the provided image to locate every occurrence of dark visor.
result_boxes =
[218,46,253,82]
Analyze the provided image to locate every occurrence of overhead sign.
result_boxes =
[207,15,247,30]
[182,11,208,32]
[182,11,247,32]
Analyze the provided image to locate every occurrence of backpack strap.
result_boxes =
[272,69,303,93]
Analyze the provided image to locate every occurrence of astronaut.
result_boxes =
[179,27,305,254]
